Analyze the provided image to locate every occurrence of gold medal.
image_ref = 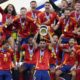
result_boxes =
[39,56,43,63]
[30,54,33,60]
[4,54,8,62]
[22,25,24,30]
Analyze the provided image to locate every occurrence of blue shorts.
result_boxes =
[60,65,72,73]
[61,37,70,44]
[33,70,50,80]
[20,37,30,45]
[0,70,12,80]
[23,63,35,70]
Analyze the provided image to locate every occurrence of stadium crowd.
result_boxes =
[0,0,80,80]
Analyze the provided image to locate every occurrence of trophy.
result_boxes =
[40,25,48,36]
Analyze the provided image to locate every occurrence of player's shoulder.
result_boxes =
[38,11,45,16]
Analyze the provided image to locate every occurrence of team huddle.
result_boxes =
[0,0,80,80]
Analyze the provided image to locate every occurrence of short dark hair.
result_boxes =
[75,0,80,3]
[30,1,36,4]
[20,7,27,10]
[62,0,68,4]
[40,39,46,43]
[45,1,50,4]
[29,34,34,38]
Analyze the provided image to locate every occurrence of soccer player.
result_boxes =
[70,1,80,25]
[26,1,41,35]
[32,31,56,80]
[76,49,80,80]
[49,35,62,66]
[0,4,17,48]
[55,38,78,80]
[38,2,59,35]
[13,7,35,45]
[74,27,80,45]
[49,0,68,16]
[20,35,36,80]
[0,4,17,36]
[49,34,62,80]
[33,39,51,80]
[0,41,14,80]
[53,9,77,43]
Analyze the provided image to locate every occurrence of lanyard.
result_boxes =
[52,44,58,54]
[28,46,34,55]
[75,12,80,21]
[64,18,70,31]
[40,50,44,56]
[6,15,12,23]
[64,18,70,25]
[45,12,50,20]
[32,11,37,19]
[20,18,26,28]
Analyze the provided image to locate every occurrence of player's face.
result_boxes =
[30,2,37,9]
[39,41,46,51]
[45,3,51,11]
[20,9,27,16]
[69,38,75,46]
[64,10,70,17]
[7,4,14,13]
[28,37,33,46]
[61,1,68,9]
[75,3,80,11]
[53,35,58,44]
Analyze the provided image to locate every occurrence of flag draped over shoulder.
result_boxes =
[36,0,58,10]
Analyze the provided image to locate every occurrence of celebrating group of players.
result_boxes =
[0,0,80,80]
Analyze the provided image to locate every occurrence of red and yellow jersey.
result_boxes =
[38,11,59,34]
[70,11,80,24]
[38,11,58,26]
[49,45,62,65]
[26,10,41,34]
[59,17,77,37]
[63,53,77,66]
[76,50,80,65]
[21,44,36,64]
[35,48,51,70]
[0,7,16,35]
[0,49,14,70]
[61,44,78,66]
[14,16,34,38]
[0,7,16,24]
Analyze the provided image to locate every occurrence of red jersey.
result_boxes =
[50,45,61,65]
[0,7,16,35]
[70,11,80,25]
[76,50,80,65]
[0,30,6,44]
[62,44,77,66]
[38,11,59,33]
[14,51,20,62]
[22,44,36,64]
[26,10,41,34]
[59,17,77,37]
[63,53,77,66]
[14,16,34,38]
[35,48,51,70]
[0,49,13,70]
